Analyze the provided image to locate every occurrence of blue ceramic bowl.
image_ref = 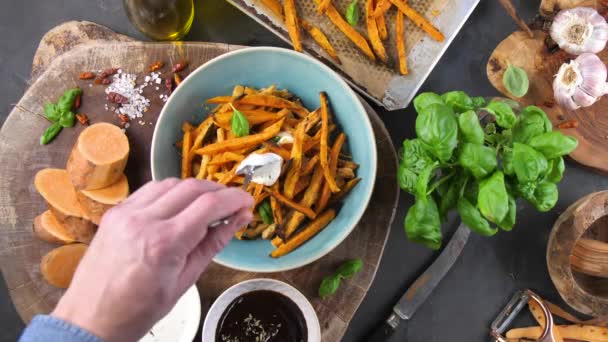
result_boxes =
[151,47,376,272]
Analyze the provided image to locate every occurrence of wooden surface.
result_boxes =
[486,5,608,174]
[547,191,608,316]
[0,21,399,341]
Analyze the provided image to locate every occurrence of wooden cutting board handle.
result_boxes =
[548,191,608,316]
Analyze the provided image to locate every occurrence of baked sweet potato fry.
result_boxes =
[329,178,361,205]
[284,0,302,52]
[266,189,316,219]
[207,95,308,117]
[366,0,389,64]
[317,133,345,212]
[319,92,340,193]
[214,109,286,127]
[316,0,331,13]
[396,10,409,75]
[314,0,376,61]
[261,0,284,20]
[271,209,335,258]
[181,129,192,179]
[196,118,284,155]
[372,0,391,17]
[301,20,341,64]
[389,0,445,42]
[377,13,388,40]
[302,155,320,176]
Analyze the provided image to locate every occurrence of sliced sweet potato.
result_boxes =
[40,243,87,289]
[67,123,129,190]
[35,168,96,243]
[77,174,129,225]
[33,211,77,244]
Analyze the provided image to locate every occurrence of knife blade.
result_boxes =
[365,223,470,341]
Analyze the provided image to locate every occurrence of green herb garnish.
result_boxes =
[345,0,359,26]
[318,259,363,298]
[258,199,274,225]
[41,88,81,145]
[503,63,529,98]
[230,103,250,137]
[399,91,578,249]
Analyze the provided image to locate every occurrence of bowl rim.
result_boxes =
[151,46,377,272]
[201,278,321,341]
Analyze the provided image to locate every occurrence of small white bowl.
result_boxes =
[202,278,320,341]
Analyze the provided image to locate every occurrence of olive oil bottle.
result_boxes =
[124,0,194,41]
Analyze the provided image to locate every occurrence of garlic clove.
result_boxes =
[550,7,608,55]
[573,87,598,108]
[577,53,607,97]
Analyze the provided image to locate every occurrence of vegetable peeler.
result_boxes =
[491,289,557,342]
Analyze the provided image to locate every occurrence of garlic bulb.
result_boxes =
[553,53,608,110]
[550,7,608,55]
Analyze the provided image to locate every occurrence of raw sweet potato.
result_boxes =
[33,211,77,244]
[40,243,87,289]
[35,168,96,243]
[67,123,129,190]
[77,174,129,225]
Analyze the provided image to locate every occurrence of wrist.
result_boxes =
[52,292,114,342]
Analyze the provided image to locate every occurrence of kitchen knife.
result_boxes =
[365,223,470,341]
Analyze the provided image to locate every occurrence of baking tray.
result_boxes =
[227,0,480,110]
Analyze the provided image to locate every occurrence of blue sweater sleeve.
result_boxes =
[19,315,103,342]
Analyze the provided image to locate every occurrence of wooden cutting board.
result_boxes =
[0,21,399,342]
[486,9,608,174]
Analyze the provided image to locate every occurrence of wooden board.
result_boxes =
[0,21,399,342]
[486,25,608,174]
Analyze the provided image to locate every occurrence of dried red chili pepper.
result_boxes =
[118,114,130,128]
[76,113,89,125]
[173,73,183,87]
[74,94,82,109]
[165,77,174,94]
[108,92,129,104]
[148,61,164,72]
[557,119,579,129]
[78,72,96,80]
[172,61,188,73]
[103,68,119,76]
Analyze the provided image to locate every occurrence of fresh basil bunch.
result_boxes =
[399,91,577,250]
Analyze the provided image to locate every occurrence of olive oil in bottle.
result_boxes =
[123,0,194,41]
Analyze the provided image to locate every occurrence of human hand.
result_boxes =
[52,178,254,342]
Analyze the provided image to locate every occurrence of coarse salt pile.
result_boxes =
[104,71,151,121]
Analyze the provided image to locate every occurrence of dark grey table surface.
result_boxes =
[2,0,607,341]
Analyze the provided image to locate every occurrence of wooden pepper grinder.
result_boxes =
[547,191,608,316]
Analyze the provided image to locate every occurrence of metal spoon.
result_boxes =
[207,165,259,228]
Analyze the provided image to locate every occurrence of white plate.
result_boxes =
[140,286,201,342]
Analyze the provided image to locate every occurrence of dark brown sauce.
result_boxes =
[216,290,307,342]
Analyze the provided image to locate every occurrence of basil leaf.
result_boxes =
[415,104,458,163]
[318,275,341,298]
[257,199,274,225]
[230,104,250,137]
[545,157,565,183]
[405,196,442,250]
[458,143,497,179]
[497,195,516,231]
[457,197,497,236]
[59,111,75,128]
[515,181,537,200]
[478,171,509,223]
[398,139,435,194]
[512,106,552,144]
[528,131,578,159]
[336,259,363,278]
[458,110,484,145]
[43,103,61,122]
[463,178,479,205]
[503,64,529,98]
[345,0,359,26]
[272,136,282,143]
[397,164,418,194]
[57,88,82,113]
[502,148,514,176]
[512,143,548,183]
[40,122,63,145]
[415,162,438,200]
[529,181,558,212]
[484,101,517,129]
[441,91,474,113]
[472,96,487,108]
[413,92,444,113]
[439,173,467,219]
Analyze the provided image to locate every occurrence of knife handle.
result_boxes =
[365,321,396,342]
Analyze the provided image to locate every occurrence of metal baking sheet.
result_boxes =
[227,0,480,110]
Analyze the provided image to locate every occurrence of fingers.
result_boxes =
[121,178,180,208]
[176,208,253,293]
[171,187,255,250]
[145,179,225,218]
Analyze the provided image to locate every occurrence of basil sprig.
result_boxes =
[258,199,274,225]
[230,103,250,137]
[318,259,363,298]
[41,88,82,145]
[345,0,359,26]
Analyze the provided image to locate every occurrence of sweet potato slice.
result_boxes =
[33,211,77,244]
[41,243,87,289]
[67,123,129,190]
[77,174,129,225]
[35,168,96,243]
[284,0,302,52]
